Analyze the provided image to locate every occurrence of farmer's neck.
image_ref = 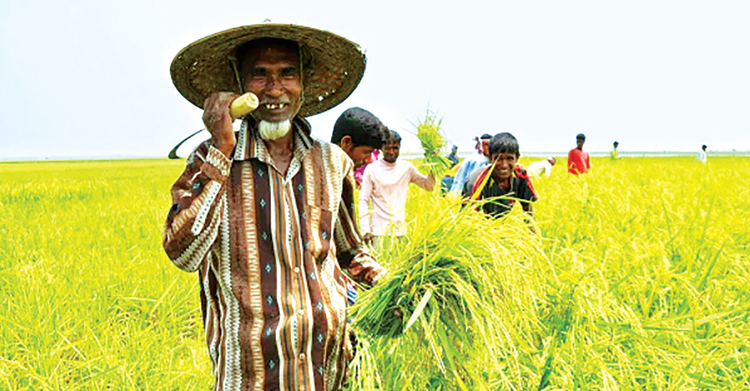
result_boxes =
[263,130,294,176]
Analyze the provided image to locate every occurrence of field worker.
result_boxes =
[331,107,387,187]
[611,141,620,160]
[163,24,388,391]
[354,149,379,186]
[527,156,556,178]
[698,144,708,163]
[568,133,591,175]
[446,145,459,168]
[359,129,436,248]
[449,134,492,193]
[463,132,538,220]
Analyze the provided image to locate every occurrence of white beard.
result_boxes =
[258,120,292,140]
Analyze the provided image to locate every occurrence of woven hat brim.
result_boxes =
[170,24,366,117]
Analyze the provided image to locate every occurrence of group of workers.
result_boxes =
[161,21,711,391]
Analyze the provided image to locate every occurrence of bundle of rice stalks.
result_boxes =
[415,110,452,177]
[349,191,550,390]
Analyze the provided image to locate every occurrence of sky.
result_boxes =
[1,0,749,160]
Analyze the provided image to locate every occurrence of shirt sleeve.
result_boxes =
[163,141,231,273]
[449,157,473,194]
[336,157,386,287]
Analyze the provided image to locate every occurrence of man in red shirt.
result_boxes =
[568,133,591,175]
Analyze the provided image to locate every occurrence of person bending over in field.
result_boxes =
[163,23,387,391]
[568,133,591,175]
[359,129,436,249]
[463,132,538,223]
[527,156,556,178]
[331,107,388,188]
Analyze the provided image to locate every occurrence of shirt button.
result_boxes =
[299,353,306,361]
[294,267,300,273]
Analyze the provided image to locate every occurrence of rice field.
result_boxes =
[1,156,748,390]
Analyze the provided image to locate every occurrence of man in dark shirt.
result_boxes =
[463,132,538,219]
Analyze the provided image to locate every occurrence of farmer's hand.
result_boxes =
[203,92,240,157]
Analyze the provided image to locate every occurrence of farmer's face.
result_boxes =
[241,43,302,123]
[576,138,585,149]
[382,142,400,163]
[491,151,518,181]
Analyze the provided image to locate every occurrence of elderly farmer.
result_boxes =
[163,24,386,391]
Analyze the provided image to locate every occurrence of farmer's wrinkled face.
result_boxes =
[241,42,302,123]
[491,151,518,182]
[576,138,585,149]
[382,142,400,163]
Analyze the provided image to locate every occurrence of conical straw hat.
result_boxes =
[171,23,366,117]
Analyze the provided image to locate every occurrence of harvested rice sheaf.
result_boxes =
[415,111,453,177]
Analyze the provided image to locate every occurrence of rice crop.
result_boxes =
[1,155,749,390]
[348,155,750,390]
[414,110,452,177]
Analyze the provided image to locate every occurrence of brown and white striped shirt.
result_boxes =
[163,116,385,391]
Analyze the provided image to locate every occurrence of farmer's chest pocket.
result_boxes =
[305,205,333,263]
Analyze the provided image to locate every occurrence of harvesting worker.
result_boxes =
[449,134,492,194]
[331,107,388,187]
[698,144,708,163]
[359,129,436,248]
[463,132,538,220]
[611,141,620,160]
[162,23,387,391]
[446,145,459,168]
[568,133,591,175]
[527,156,556,178]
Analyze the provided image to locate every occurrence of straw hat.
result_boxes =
[170,23,366,117]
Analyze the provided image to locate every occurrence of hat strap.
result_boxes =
[228,56,245,94]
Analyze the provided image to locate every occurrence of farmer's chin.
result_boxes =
[258,120,292,141]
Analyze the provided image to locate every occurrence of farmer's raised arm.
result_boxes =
[162,92,237,272]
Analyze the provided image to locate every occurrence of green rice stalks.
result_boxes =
[415,109,452,177]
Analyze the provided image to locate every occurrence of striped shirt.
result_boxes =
[163,116,385,391]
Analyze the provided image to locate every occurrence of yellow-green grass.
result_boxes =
[0,159,212,390]
[1,157,749,390]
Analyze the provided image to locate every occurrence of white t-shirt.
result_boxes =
[698,149,707,163]
[359,159,433,236]
[527,159,553,177]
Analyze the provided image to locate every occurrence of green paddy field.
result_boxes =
[1,156,748,390]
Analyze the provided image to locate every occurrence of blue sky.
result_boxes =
[1,0,749,159]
